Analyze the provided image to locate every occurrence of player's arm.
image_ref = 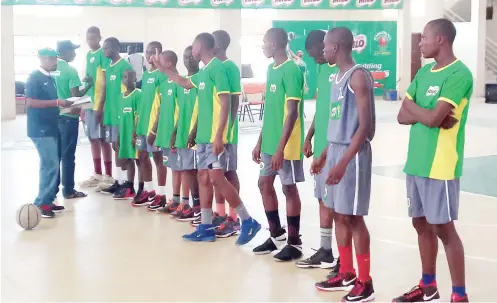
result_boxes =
[229,67,242,129]
[153,57,194,89]
[97,72,106,113]
[213,67,232,143]
[402,97,454,128]
[397,97,418,125]
[69,70,89,98]
[26,77,67,108]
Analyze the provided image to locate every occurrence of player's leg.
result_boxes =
[59,116,86,199]
[147,150,168,210]
[226,171,240,220]
[135,159,144,197]
[168,151,187,217]
[100,138,114,184]
[225,144,240,221]
[133,136,154,206]
[215,170,241,238]
[101,127,123,194]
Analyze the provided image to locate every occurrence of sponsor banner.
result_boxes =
[273,20,397,97]
[2,0,403,8]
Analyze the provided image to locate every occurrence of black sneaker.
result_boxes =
[327,257,341,279]
[315,272,357,292]
[253,233,286,255]
[39,205,55,218]
[101,181,121,195]
[50,204,65,213]
[273,243,303,262]
[392,281,440,302]
[342,279,375,303]
[296,247,337,269]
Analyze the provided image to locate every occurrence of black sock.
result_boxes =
[192,196,200,207]
[287,215,301,244]
[138,182,144,191]
[265,210,283,238]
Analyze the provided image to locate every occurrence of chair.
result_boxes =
[239,83,266,122]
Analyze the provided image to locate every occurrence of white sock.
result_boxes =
[119,168,126,184]
[157,186,166,196]
[145,181,153,191]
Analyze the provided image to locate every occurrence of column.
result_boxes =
[1,6,16,120]
[472,0,486,97]
[398,0,412,96]
[218,9,242,68]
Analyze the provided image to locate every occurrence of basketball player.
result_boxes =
[297,30,340,270]
[252,28,305,262]
[393,19,471,303]
[80,26,114,189]
[152,32,260,245]
[313,27,376,303]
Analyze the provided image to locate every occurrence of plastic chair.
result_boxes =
[239,83,266,122]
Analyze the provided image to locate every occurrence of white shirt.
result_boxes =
[127,53,145,81]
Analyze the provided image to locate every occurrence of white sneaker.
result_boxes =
[79,174,102,188]
[97,175,115,190]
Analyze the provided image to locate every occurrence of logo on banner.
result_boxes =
[301,0,322,6]
[144,0,169,5]
[272,0,293,6]
[329,0,350,7]
[374,31,391,55]
[381,0,401,8]
[178,0,202,5]
[356,0,376,7]
[211,0,234,5]
[353,34,367,53]
[242,0,264,6]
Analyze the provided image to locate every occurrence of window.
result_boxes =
[240,34,272,81]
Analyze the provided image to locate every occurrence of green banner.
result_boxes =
[1,0,403,8]
[273,20,397,97]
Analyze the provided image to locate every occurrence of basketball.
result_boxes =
[16,204,41,230]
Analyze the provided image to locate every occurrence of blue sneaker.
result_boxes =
[235,217,261,246]
[183,224,216,242]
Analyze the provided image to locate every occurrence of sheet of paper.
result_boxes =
[67,96,92,106]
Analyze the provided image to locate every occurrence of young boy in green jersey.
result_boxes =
[113,70,141,200]
[133,41,168,208]
[161,46,201,221]
[297,30,340,271]
[100,37,133,195]
[80,26,114,189]
[252,28,305,262]
[394,19,471,303]
[152,32,260,245]
[210,30,243,237]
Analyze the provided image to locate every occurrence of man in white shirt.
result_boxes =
[127,45,146,88]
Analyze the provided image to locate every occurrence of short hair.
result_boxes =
[184,45,193,52]
[148,41,163,52]
[328,27,354,51]
[427,18,457,44]
[161,50,178,66]
[212,30,231,50]
[266,28,288,49]
[104,37,120,49]
[305,30,326,50]
[87,26,101,36]
[194,33,215,50]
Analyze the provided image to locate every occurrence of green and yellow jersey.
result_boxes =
[404,59,473,180]
[85,48,110,110]
[103,58,132,126]
[223,60,242,145]
[136,69,163,136]
[189,57,230,144]
[313,63,339,158]
[53,59,82,118]
[118,89,141,159]
[175,75,199,149]
[155,77,180,148]
[261,59,304,160]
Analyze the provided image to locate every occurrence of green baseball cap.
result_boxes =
[38,47,59,57]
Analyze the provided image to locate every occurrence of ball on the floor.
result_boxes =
[16,204,41,230]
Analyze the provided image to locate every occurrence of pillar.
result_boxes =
[398,0,412,96]
[1,6,16,120]
[472,0,486,97]
[218,9,242,68]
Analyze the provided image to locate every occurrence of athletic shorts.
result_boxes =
[325,142,372,216]
[177,148,197,171]
[314,163,329,201]
[83,109,105,139]
[136,135,160,153]
[196,143,228,170]
[407,175,460,224]
[105,125,119,143]
[225,144,237,171]
[259,152,305,185]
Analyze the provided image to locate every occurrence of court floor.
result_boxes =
[1,101,497,302]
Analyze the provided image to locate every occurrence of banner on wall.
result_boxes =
[273,20,397,97]
[1,0,403,8]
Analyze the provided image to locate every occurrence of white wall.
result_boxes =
[1,6,16,120]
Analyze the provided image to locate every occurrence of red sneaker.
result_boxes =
[132,190,156,206]
[148,195,166,210]
[451,293,469,302]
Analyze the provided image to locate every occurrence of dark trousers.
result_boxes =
[57,116,79,197]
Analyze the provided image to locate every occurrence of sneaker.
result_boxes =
[315,272,357,292]
[148,195,166,210]
[79,174,102,188]
[171,203,187,218]
[157,200,180,214]
[327,257,341,279]
[235,217,261,246]
[451,293,469,302]
[183,224,216,242]
[96,175,116,190]
[132,190,156,206]
[176,205,195,221]
[273,243,303,262]
[296,247,337,269]
[39,205,55,218]
[392,281,440,302]
[100,181,121,195]
[342,279,375,303]
[212,213,227,228]
[216,217,241,238]
[50,204,65,213]
[253,233,286,254]
[113,186,136,200]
